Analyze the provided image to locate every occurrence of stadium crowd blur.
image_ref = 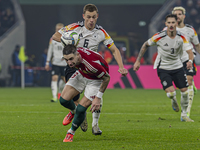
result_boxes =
[2,0,200,87]
[0,0,15,36]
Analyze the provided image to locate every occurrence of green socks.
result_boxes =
[59,96,76,110]
[71,104,87,131]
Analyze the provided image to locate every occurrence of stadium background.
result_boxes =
[0,0,200,88]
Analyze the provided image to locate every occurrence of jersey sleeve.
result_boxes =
[181,35,193,51]
[96,64,109,79]
[46,38,53,62]
[147,33,158,46]
[191,28,199,45]
[58,23,80,35]
[99,27,114,49]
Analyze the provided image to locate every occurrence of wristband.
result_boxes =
[96,91,103,99]
[46,62,49,65]
[189,60,193,64]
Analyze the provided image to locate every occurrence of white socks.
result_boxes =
[180,90,189,117]
[68,128,75,135]
[51,81,57,99]
[92,98,103,127]
[58,79,65,93]
[187,85,194,115]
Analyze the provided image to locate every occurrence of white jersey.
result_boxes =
[148,30,192,70]
[176,24,199,62]
[58,21,114,52]
[47,38,67,66]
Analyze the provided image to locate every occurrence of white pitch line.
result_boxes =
[0,111,198,116]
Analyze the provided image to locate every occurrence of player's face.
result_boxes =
[63,53,79,68]
[83,11,98,30]
[165,17,177,32]
[173,10,185,24]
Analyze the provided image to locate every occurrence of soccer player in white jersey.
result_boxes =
[134,14,194,122]
[52,4,128,135]
[45,23,66,102]
[172,6,200,117]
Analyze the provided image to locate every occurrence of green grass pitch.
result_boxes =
[0,88,200,150]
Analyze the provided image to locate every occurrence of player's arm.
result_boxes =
[133,41,150,71]
[52,31,62,42]
[90,73,110,113]
[109,44,128,76]
[194,43,200,54]
[45,39,53,71]
[186,49,194,70]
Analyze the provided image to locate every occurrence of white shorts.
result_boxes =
[66,71,102,101]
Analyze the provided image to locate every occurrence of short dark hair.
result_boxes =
[83,4,98,14]
[165,14,177,21]
[63,45,77,55]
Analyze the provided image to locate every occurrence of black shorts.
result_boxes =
[157,67,188,90]
[183,60,197,76]
[64,65,78,82]
[51,65,65,76]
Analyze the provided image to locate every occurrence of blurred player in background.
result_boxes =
[172,6,200,117]
[134,14,194,122]
[45,23,66,102]
[52,4,128,135]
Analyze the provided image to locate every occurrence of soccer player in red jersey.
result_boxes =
[60,45,110,142]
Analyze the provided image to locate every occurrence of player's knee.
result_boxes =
[166,91,176,99]
[181,90,188,99]
[76,104,87,115]
[59,96,70,106]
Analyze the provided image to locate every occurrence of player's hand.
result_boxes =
[118,68,128,76]
[186,61,193,70]
[45,65,50,71]
[90,97,101,113]
[133,61,140,71]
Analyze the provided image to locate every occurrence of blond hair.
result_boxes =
[56,23,64,28]
[172,6,186,15]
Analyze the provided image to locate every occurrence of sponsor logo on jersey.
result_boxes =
[164,43,168,46]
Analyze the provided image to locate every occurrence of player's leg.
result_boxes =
[193,60,197,95]
[64,65,87,131]
[186,75,193,117]
[63,96,91,142]
[50,65,59,102]
[84,79,103,135]
[61,71,84,126]
[183,60,197,116]
[63,78,100,142]
[92,98,103,135]
[157,69,179,112]
[57,66,66,99]
[165,86,179,112]
[57,78,64,99]
[51,75,58,102]
[174,68,194,122]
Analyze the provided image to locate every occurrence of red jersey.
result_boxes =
[76,47,109,80]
